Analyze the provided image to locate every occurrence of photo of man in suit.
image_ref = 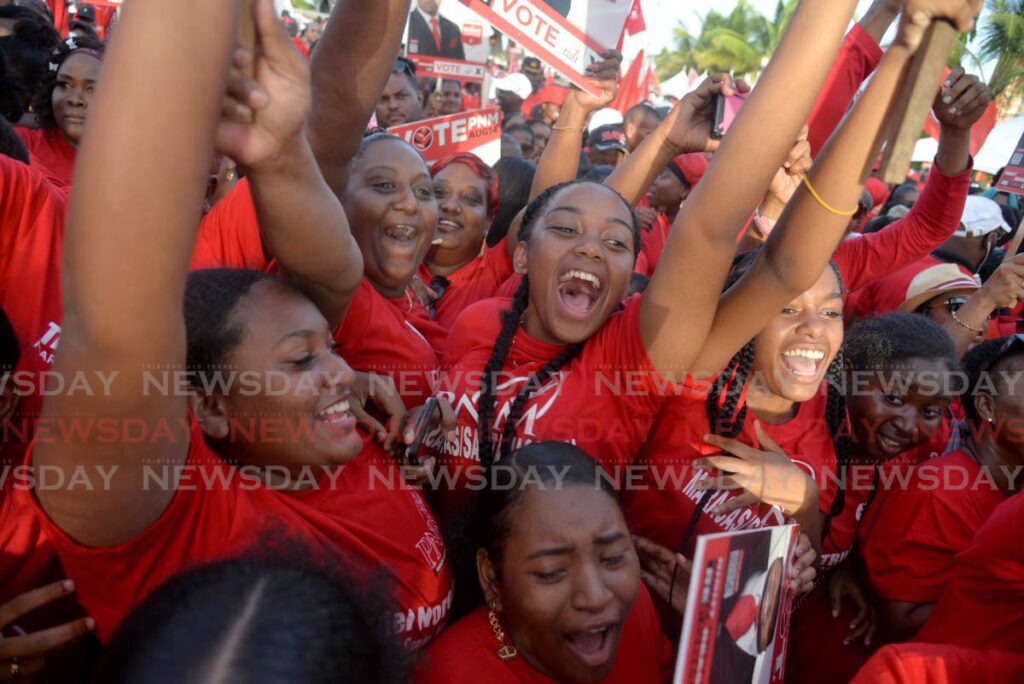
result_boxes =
[408,0,466,60]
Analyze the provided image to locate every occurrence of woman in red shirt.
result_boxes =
[786,312,960,684]
[416,442,675,684]
[32,0,450,648]
[420,153,516,330]
[16,34,103,187]
[858,334,1024,643]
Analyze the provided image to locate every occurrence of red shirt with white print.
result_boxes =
[623,384,838,558]
[29,423,452,647]
[16,128,76,190]
[428,295,670,480]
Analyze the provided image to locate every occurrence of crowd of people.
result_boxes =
[0,0,1023,682]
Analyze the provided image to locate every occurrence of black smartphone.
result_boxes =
[710,92,726,140]
[405,397,438,466]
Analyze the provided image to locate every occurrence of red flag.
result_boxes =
[611,50,645,114]
[923,67,999,156]
[639,63,653,102]
[624,0,647,36]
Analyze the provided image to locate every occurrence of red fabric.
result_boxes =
[431,295,671,480]
[0,481,58,606]
[844,255,977,323]
[610,51,645,115]
[786,578,874,684]
[638,213,670,277]
[29,423,453,646]
[417,240,515,330]
[430,17,442,52]
[865,177,889,209]
[923,68,998,157]
[46,0,70,36]
[15,127,76,189]
[415,585,671,684]
[0,156,67,448]
[623,384,837,558]
[859,451,1004,605]
[852,643,1024,684]
[835,161,972,298]
[291,35,310,60]
[916,492,1024,651]
[807,24,883,157]
[725,594,758,641]
[520,86,569,117]
[191,181,445,409]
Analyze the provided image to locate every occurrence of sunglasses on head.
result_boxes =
[979,333,1024,375]
[394,57,417,76]
[428,275,450,320]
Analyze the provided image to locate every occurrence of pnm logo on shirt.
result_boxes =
[33,321,61,365]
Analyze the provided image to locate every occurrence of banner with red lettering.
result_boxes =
[461,0,634,96]
[408,55,486,83]
[996,131,1024,197]
[388,107,502,165]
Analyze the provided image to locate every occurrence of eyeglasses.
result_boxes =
[917,295,969,316]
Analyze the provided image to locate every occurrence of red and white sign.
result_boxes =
[996,131,1024,197]
[408,55,486,83]
[388,107,502,166]
[462,0,633,96]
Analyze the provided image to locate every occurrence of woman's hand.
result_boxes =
[762,125,813,216]
[662,74,751,155]
[829,562,877,646]
[567,50,623,113]
[402,397,456,487]
[896,0,982,51]
[0,581,94,681]
[697,421,819,519]
[933,66,994,132]
[790,533,817,595]
[634,536,692,615]
[216,0,311,170]
[349,372,411,453]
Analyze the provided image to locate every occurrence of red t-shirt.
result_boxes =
[638,213,671,278]
[835,163,972,298]
[191,180,446,408]
[30,423,453,646]
[15,127,76,189]
[852,643,1024,684]
[417,239,516,330]
[915,490,1024,651]
[623,384,837,558]
[0,156,67,447]
[414,586,672,684]
[429,295,670,476]
[0,480,58,606]
[858,450,1004,605]
[786,576,874,684]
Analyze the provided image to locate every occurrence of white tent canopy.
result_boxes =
[974,115,1024,175]
[912,137,939,163]
[660,69,705,99]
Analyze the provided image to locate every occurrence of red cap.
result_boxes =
[864,177,889,208]
[668,153,709,188]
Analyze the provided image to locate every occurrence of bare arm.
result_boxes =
[33,0,238,546]
[881,599,935,641]
[640,0,860,382]
[306,0,413,196]
[688,0,981,376]
[218,9,363,330]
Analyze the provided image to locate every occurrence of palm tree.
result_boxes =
[978,0,1024,100]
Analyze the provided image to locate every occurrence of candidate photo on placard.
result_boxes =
[408,0,466,60]
[539,0,571,17]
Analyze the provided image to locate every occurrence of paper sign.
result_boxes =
[408,55,486,83]
[388,107,502,165]
[674,525,800,684]
[403,2,491,65]
[460,0,633,96]
[995,131,1024,197]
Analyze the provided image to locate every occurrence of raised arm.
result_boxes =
[640,0,861,382]
[33,0,239,547]
[306,0,413,196]
[218,2,362,330]
[688,0,982,376]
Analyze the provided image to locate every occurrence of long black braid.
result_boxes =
[476,180,640,469]
[683,251,847,552]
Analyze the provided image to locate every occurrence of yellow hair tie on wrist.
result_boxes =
[551,125,586,133]
[801,176,858,217]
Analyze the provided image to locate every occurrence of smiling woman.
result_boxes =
[15,34,104,187]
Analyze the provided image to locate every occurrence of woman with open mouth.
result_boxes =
[16,33,103,188]
[31,0,451,653]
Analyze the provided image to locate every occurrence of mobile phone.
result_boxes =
[405,397,438,466]
[710,92,726,140]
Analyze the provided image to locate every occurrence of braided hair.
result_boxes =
[476,181,640,469]
[686,249,848,550]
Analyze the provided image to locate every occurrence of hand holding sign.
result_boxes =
[567,49,622,113]
[663,74,751,155]
[932,66,994,132]
[895,0,981,51]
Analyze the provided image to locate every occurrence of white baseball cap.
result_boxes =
[956,195,1012,238]
[491,73,532,100]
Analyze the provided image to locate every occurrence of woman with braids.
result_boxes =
[15,33,103,187]
[430,0,930,494]
[856,334,1024,644]
[30,0,450,650]
[786,313,960,684]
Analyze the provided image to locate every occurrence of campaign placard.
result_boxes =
[461,0,633,96]
[404,1,491,65]
[388,107,502,165]
[674,525,800,684]
[995,130,1024,197]
[408,55,486,83]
